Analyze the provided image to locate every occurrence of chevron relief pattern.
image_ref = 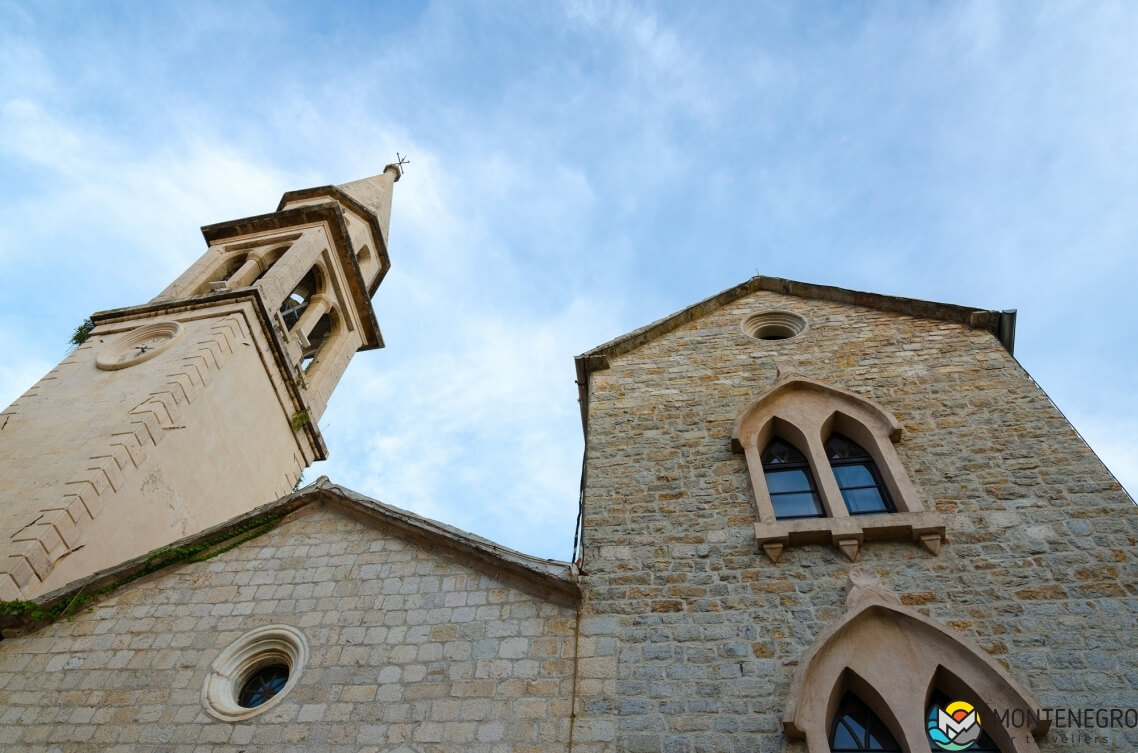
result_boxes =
[1,315,249,600]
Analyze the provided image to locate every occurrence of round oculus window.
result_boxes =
[202,625,308,721]
[238,663,290,708]
[741,311,808,341]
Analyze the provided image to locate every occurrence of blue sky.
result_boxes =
[1,1,1135,560]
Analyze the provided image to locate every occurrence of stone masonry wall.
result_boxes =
[0,504,577,752]
[576,289,1137,753]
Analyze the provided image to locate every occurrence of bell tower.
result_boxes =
[0,165,401,600]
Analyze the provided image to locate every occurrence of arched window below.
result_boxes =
[762,438,824,520]
[926,690,1003,752]
[826,433,894,515]
[281,292,309,329]
[301,310,336,374]
[829,692,902,752]
[194,254,247,294]
[280,267,324,330]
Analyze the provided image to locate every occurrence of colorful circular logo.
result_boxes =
[928,700,982,751]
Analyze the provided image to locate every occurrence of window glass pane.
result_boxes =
[842,712,868,742]
[764,468,813,494]
[831,722,860,750]
[825,433,869,460]
[771,492,823,519]
[762,438,807,465]
[830,692,901,752]
[842,487,888,514]
[833,464,876,489]
[239,664,289,708]
[866,727,890,751]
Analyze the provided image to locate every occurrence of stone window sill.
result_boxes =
[754,511,946,563]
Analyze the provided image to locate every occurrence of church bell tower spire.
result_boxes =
[0,165,401,600]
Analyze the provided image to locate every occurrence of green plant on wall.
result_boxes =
[290,409,311,431]
[0,512,283,628]
[68,318,94,350]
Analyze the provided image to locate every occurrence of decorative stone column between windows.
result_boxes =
[226,250,271,289]
[293,293,333,344]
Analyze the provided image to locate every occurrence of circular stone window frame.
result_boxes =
[95,321,184,371]
[202,624,309,722]
[741,311,808,342]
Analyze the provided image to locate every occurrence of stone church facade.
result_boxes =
[0,171,1134,752]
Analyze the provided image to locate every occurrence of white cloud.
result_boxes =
[2,1,1135,563]
[313,295,616,560]
[564,0,723,123]
[0,96,302,297]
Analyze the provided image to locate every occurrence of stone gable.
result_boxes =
[0,504,577,752]
[574,288,1137,752]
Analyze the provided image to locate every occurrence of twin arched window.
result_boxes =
[761,433,894,520]
[733,376,947,561]
[787,571,1041,753]
[828,690,1004,752]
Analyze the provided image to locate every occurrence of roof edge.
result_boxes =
[573,275,1017,431]
[201,202,385,351]
[579,276,1011,364]
[277,185,393,297]
[0,479,578,637]
[315,481,579,607]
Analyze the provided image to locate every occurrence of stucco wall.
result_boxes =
[0,504,577,752]
[0,304,310,599]
[574,289,1137,752]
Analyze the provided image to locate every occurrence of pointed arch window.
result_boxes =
[826,434,894,515]
[785,574,1045,753]
[733,376,947,562]
[762,438,824,520]
[829,692,902,752]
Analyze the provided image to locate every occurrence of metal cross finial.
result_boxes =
[395,153,410,172]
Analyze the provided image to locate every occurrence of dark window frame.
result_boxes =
[825,433,896,516]
[761,437,825,520]
[238,663,290,709]
[829,691,903,752]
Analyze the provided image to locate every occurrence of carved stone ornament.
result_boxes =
[845,566,901,611]
[781,570,1048,753]
[95,321,184,371]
